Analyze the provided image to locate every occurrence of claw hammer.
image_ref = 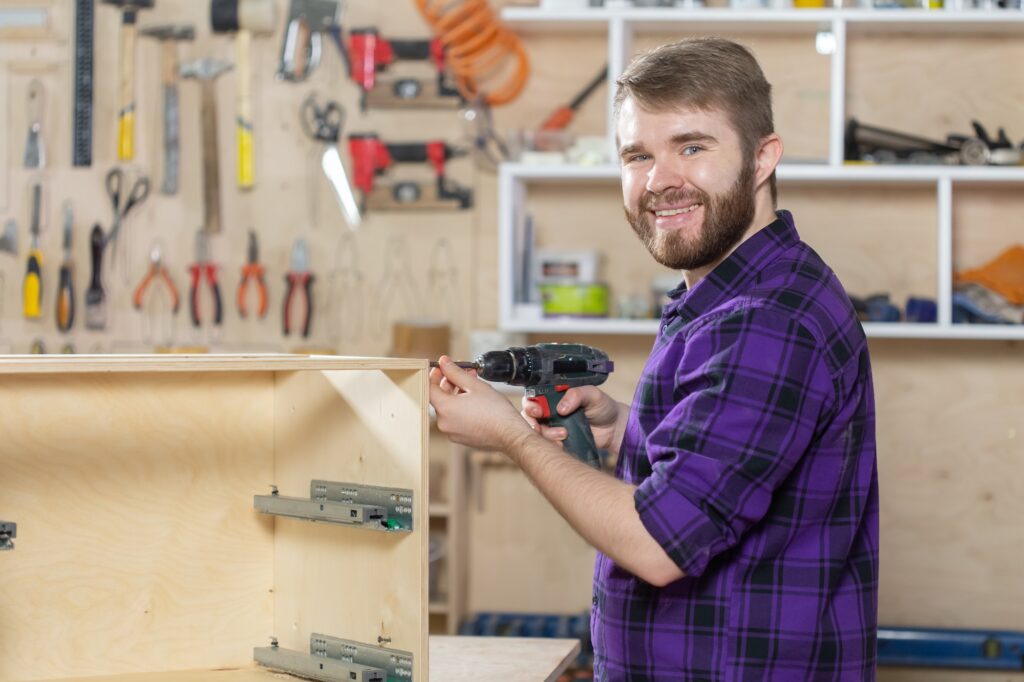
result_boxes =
[180,58,233,234]
[140,24,194,195]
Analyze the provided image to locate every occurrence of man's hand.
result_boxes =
[521,386,629,456]
[430,355,535,453]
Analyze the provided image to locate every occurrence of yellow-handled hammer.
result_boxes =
[103,0,154,161]
[210,0,276,190]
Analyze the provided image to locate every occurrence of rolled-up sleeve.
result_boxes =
[635,304,835,578]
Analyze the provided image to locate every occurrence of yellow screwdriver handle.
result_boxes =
[24,250,43,319]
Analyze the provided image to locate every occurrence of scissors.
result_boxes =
[300,94,343,143]
[105,167,150,248]
[299,94,361,228]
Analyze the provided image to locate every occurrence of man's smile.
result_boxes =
[651,203,703,231]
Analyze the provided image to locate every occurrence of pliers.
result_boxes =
[237,230,268,319]
[189,230,222,328]
[283,238,314,338]
[133,244,180,313]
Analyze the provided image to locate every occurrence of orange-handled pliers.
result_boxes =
[237,230,268,319]
[133,244,180,313]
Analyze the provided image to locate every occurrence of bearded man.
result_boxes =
[430,37,879,680]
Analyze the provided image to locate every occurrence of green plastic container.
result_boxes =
[539,283,610,318]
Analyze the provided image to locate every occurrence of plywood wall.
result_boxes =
[0,0,479,357]
[3,0,1023,657]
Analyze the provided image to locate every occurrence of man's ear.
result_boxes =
[755,133,784,185]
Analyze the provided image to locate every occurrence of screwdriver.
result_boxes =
[56,200,75,333]
[539,65,607,132]
[23,183,43,319]
[85,223,106,330]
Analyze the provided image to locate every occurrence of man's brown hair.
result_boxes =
[614,37,777,204]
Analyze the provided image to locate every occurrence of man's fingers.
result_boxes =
[437,356,479,392]
[539,425,567,441]
[428,381,450,409]
[555,388,584,415]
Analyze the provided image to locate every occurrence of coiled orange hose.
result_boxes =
[414,0,530,107]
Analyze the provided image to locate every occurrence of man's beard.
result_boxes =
[624,160,757,271]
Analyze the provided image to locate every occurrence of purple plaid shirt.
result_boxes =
[592,211,878,680]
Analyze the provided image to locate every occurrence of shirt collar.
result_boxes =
[663,210,801,325]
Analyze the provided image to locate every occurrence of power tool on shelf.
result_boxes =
[348,27,460,110]
[348,133,472,212]
[433,343,614,468]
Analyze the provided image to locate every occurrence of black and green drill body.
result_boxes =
[472,343,614,468]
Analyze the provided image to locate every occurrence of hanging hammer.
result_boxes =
[140,24,194,195]
[102,0,155,161]
[180,58,233,234]
[210,0,276,191]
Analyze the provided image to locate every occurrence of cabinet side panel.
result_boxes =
[273,369,428,681]
[0,372,276,681]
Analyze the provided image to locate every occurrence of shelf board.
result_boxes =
[502,316,660,335]
[429,602,450,615]
[863,323,1024,340]
[429,503,451,517]
[502,7,1024,34]
[501,162,1024,183]
[501,317,1024,340]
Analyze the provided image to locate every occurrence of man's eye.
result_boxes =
[627,154,650,163]
[682,145,702,156]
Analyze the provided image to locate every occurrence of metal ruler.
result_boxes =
[0,9,47,32]
[73,0,94,167]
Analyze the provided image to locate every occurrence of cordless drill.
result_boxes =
[435,343,614,468]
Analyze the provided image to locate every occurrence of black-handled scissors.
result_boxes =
[105,167,150,247]
[300,94,344,144]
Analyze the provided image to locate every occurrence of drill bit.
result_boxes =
[429,360,479,369]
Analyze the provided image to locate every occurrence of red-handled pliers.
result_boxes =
[189,230,223,329]
[283,238,313,338]
[237,230,268,319]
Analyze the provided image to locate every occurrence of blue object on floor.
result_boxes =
[461,611,593,668]
[878,627,1024,670]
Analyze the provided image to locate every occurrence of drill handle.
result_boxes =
[533,388,602,469]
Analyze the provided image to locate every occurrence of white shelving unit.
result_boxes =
[497,7,1024,340]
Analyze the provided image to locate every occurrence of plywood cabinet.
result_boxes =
[0,355,429,682]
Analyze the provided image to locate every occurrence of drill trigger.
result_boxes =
[528,395,551,419]
[554,384,570,392]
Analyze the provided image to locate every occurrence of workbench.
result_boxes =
[22,637,581,682]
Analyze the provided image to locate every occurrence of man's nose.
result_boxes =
[645,158,686,195]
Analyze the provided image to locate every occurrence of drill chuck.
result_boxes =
[474,344,612,388]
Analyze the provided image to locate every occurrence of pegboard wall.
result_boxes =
[0,0,491,356]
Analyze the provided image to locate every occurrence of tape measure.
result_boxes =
[73,0,93,167]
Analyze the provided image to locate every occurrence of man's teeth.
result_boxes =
[654,204,701,217]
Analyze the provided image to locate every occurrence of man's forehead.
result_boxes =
[617,97,731,147]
